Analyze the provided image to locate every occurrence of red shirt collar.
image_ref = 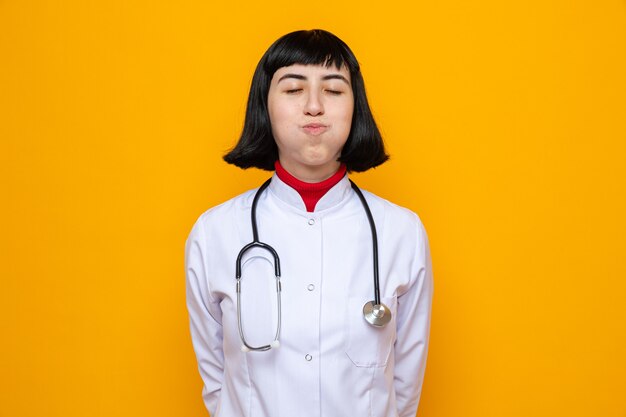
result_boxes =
[274,161,347,212]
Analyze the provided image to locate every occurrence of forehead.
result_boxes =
[271,63,351,82]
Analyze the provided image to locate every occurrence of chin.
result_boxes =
[300,158,334,168]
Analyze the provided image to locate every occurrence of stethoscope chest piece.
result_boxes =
[363,301,392,327]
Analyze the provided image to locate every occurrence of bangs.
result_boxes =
[262,29,359,75]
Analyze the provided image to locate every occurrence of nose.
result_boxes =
[304,91,324,116]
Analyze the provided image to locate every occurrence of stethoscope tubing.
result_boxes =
[349,179,381,306]
[235,176,390,352]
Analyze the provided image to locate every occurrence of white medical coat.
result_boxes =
[185,173,433,417]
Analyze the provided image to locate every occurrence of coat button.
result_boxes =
[305,354,312,361]
[308,218,315,225]
[307,284,315,291]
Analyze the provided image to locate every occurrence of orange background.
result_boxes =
[1,1,625,416]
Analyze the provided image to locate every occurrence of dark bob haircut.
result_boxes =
[223,29,389,172]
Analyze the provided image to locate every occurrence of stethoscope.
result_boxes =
[235,177,392,352]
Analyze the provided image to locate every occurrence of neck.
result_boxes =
[276,159,342,182]
[274,161,347,212]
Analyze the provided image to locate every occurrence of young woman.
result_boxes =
[185,29,433,417]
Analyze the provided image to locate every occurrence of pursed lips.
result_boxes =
[302,123,328,135]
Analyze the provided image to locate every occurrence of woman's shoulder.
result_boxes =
[356,189,429,258]
[360,189,426,231]
[188,187,257,233]
[360,190,430,268]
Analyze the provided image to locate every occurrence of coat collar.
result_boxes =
[267,172,353,213]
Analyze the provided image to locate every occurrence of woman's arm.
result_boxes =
[394,219,434,417]
[185,218,224,415]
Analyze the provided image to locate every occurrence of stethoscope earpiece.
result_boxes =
[363,301,392,327]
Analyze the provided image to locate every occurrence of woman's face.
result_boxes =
[267,63,354,181]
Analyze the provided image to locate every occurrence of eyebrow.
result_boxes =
[277,73,350,85]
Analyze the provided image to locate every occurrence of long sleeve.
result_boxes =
[393,219,434,417]
[185,218,224,415]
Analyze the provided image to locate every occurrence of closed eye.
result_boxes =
[326,89,344,95]
[285,89,302,94]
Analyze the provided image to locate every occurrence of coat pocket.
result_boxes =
[345,295,397,368]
